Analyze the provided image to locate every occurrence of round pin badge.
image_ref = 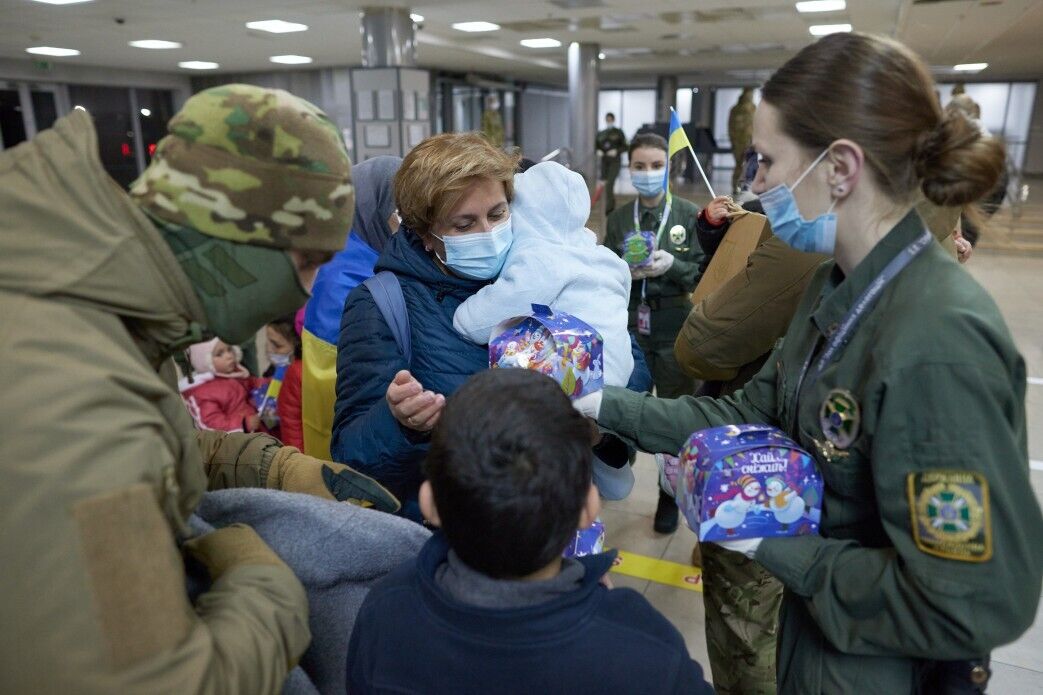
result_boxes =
[669,224,686,246]
[819,388,860,449]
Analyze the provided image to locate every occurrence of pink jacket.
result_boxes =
[181,373,269,432]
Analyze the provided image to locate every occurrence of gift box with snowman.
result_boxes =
[673,424,823,542]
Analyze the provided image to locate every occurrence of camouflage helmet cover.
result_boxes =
[130,84,353,252]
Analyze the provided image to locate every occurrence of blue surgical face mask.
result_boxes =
[631,169,666,198]
[759,148,838,255]
[434,216,514,280]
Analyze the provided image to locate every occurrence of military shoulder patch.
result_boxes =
[907,470,992,563]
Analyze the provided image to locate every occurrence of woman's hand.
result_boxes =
[953,228,973,264]
[386,370,445,432]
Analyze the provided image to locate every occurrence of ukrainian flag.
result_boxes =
[301,232,380,459]
[664,109,692,191]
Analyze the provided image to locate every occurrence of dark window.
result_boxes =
[0,89,27,149]
[31,90,58,132]
[68,85,138,188]
[136,89,175,163]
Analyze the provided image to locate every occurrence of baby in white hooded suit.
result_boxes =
[453,161,634,387]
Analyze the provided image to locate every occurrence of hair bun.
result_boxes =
[916,110,1005,207]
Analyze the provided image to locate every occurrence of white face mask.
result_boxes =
[268,351,293,368]
[432,216,514,280]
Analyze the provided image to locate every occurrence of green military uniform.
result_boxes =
[674,200,966,694]
[604,194,704,401]
[0,87,396,693]
[728,90,755,194]
[481,108,505,148]
[596,125,627,212]
[600,208,1043,693]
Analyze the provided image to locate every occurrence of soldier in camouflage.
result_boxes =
[728,89,756,194]
[1,84,398,693]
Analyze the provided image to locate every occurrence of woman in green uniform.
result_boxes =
[603,133,705,533]
[584,33,1043,693]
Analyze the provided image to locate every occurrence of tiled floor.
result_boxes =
[599,172,1043,693]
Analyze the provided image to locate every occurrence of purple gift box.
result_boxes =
[489,304,604,400]
[563,519,605,558]
[675,425,823,542]
[621,230,656,268]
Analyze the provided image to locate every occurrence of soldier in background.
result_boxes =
[0,84,396,693]
[596,112,628,213]
[480,93,505,148]
[728,88,756,194]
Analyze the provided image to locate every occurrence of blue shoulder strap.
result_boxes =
[362,271,412,364]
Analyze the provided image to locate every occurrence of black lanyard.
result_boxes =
[789,228,933,432]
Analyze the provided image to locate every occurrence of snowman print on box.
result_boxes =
[621,231,656,269]
[489,304,604,400]
[675,424,823,542]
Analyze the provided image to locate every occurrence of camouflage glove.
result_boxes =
[183,524,286,579]
[264,446,400,513]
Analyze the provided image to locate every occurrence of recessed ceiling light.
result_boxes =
[73,105,86,110]
[808,23,851,36]
[26,46,80,57]
[410,13,424,23]
[30,0,93,4]
[796,0,846,12]
[140,108,151,117]
[598,51,606,59]
[452,21,500,32]
[129,39,182,50]
[246,19,308,34]
[270,54,313,65]
[178,60,219,70]
[954,62,988,72]
[520,38,561,48]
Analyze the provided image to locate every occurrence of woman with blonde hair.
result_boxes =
[580,32,1042,693]
[331,133,649,520]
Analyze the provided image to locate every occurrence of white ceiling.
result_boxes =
[1,0,1041,85]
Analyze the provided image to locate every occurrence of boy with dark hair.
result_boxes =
[346,368,713,694]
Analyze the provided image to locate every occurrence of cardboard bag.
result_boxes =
[690,212,771,305]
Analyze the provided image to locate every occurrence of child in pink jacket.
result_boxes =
[180,338,269,432]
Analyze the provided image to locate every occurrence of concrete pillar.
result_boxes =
[360,7,416,68]
[656,75,678,123]
[567,42,599,183]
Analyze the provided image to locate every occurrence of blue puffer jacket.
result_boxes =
[331,229,652,519]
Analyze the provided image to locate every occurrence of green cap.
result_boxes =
[130,84,353,252]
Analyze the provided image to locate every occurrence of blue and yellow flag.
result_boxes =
[663,109,692,191]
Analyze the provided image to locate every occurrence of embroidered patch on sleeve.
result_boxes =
[907,470,992,563]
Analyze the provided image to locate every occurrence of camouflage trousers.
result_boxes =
[701,541,783,695]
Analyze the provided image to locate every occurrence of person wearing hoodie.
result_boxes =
[452,161,633,387]
[331,134,651,521]
[301,156,403,459]
[0,84,398,694]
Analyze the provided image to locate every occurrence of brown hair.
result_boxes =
[394,132,521,233]
[628,132,668,159]
[761,32,1004,208]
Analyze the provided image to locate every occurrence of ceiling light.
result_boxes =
[410,13,424,23]
[73,105,86,110]
[598,51,606,59]
[26,46,80,57]
[954,62,988,72]
[270,54,313,65]
[520,38,561,48]
[246,19,308,34]
[796,0,846,12]
[452,21,500,32]
[808,23,851,36]
[30,0,93,4]
[129,39,182,50]
[140,108,151,117]
[178,60,219,70]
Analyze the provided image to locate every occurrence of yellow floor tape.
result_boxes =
[609,549,703,592]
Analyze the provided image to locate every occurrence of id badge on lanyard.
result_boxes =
[634,195,671,338]
[637,299,651,336]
